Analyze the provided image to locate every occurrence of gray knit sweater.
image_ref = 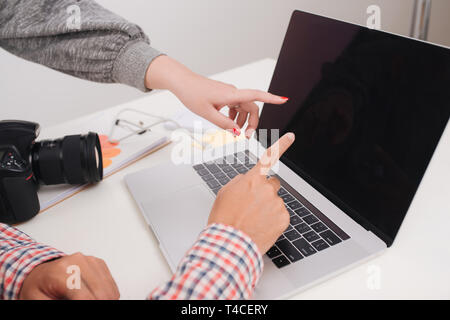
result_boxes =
[0,0,163,92]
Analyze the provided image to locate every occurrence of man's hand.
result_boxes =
[208,133,295,254]
[19,252,119,300]
[145,55,288,138]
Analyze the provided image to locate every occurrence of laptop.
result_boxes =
[125,10,450,299]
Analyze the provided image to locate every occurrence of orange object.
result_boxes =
[99,135,121,168]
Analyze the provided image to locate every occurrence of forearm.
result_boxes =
[0,0,163,91]
[0,223,64,300]
[149,223,263,300]
[145,55,198,93]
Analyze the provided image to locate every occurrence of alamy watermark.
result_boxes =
[366,5,381,30]
[366,264,382,290]
[66,264,81,290]
[169,122,281,174]
[66,4,81,30]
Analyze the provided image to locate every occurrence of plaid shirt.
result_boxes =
[0,223,65,300]
[0,222,263,300]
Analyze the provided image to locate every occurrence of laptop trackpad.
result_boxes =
[140,184,215,270]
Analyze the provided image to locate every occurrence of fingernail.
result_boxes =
[285,132,295,141]
[232,128,241,136]
[281,97,289,101]
[245,129,255,139]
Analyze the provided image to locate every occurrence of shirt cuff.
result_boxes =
[112,40,164,92]
[201,223,264,294]
[149,223,264,300]
[1,243,65,300]
[195,223,264,299]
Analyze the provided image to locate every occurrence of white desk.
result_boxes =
[18,59,450,299]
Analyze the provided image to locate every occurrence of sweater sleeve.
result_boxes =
[0,0,163,92]
[0,223,65,300]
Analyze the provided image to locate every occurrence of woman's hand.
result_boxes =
[207,133,295,254]
[145,55,288,138]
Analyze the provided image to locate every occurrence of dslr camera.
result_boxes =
[0,120,103,224]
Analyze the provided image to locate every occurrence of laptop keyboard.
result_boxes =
[193,151,350,269]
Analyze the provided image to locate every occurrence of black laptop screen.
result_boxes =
[258,11,450,245]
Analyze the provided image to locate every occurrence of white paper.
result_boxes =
[37,110,170,212]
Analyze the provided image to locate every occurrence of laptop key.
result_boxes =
[218,178,230,186]
[243,157,253,166]
[235,152,246,163]
[235,166,248,174]
[320,230,342,246]
[303,214,319,225]
[287,200,302,210]
[215,161,228,167]
[284,224,293,232]
[205,163,221,174]
[245,150,258,162]
[213,172,227,180]
[292,238,317,257]
[231,163,245,169]
[224,155,236,164]
[295,207,310,217]
[193,164,205,171]
[272,255,290,268]
[276,239,303,262]
[221,165,234,173]
[245,163,255,169]
[311,239,330,251]
[226,171,238,179]
[197,169,210,176]
[294,223,311,234]
[303,231,320,242]
[206,180,221,189]
[201,174,215,182]
[266,246,282,258]
[287,208,296,217]
[278,188,288,196]
[311,222,327,233]
[290,215,302,226]
[281,194,295,203]
[284,229,302,241]
[277,234,286,242]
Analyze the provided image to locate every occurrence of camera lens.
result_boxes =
[31,132,103,185]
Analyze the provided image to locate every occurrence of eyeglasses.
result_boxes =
[107,108,210,149]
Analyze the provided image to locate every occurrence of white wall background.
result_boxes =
[1,0,449,127]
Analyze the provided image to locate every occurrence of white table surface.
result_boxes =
[18,59,450,300]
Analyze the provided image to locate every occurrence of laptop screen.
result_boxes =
[258,10,450,245]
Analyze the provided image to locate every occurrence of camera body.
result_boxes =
[0,120,103,224]
[0,121,40,223]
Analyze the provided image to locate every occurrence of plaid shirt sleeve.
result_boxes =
[0,223,65,300]
[148,223,264,300]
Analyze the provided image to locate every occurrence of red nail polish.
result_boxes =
[232,128,240,136]
[281,97,289,101]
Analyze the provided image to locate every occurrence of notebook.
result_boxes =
[37,109,171,212]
